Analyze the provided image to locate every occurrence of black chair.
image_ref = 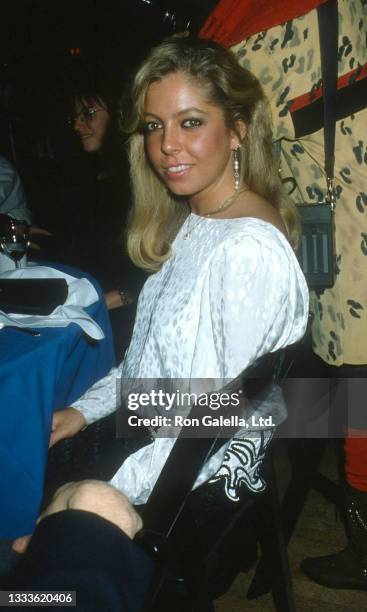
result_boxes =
[135,350,297,612]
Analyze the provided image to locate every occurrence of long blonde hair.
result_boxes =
[122,36,299,272]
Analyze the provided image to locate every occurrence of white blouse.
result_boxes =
[73,215,309,503]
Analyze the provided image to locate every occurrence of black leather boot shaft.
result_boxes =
[300,485,367,590]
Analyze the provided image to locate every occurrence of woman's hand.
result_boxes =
[0,215,52,250]
[104,289,134,311]
[14,222,52,250]
[27,225,53,250]
[49,408,86,448]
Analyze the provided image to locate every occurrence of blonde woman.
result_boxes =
[50,37,308,505]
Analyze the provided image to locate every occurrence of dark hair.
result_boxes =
[68,59,121,112]
[67,60,126,157]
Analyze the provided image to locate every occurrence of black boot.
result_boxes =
[301,485,367,590]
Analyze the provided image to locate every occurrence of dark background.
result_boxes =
[0,0,217,227]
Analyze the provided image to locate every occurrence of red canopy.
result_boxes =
[199,0,328,47]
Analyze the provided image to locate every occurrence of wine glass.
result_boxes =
[0,216,28,269]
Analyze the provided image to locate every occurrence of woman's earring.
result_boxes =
[233,148,240,191]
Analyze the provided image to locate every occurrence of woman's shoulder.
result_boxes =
[212,215,303,283]
[219,215,290,255]
[211,219,308,302]
[226,189,287,238]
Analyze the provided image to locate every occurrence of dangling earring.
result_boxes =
[233,147,240,191]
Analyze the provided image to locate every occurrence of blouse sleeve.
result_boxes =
[206,229,308,379]
[72,364,122,425]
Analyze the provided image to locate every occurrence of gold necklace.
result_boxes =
[182,188,247,240]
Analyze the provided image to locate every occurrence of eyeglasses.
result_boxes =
[67,107,104,127]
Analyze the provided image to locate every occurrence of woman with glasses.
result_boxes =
[70,102,111,155]
[43,74,146,497]
[66,72,145,316]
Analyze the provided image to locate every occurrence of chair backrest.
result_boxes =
[140,349,283,537]
[136,349,285,608]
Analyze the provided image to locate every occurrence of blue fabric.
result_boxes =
[0,265,115,538]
